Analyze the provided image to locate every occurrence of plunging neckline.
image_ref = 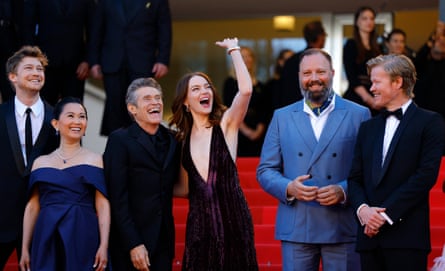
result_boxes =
[188,127,213,184]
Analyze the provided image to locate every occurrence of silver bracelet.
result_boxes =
[227,46,241,55]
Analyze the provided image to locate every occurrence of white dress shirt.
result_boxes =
[15,97,44,165]
[303,95,336,141]
[382,100,412,165]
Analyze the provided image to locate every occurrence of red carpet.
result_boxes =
[5,157,445,271]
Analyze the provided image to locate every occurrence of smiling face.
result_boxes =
[8,56,45,94]
[52,102,87,142]
[299,52,334,106]
[369,65,405,110]
[184,75,214,116]
[128,86,163,133]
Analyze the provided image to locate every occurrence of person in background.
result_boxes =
[279,20,327,108]
[348,54,445,271]
[0,0,23,102]
[23,0,96,105]
[89,0,172,136]
[264,48,294,117]
[414,21,445,122]
[0,46,58,269]
[104,78,180,271]
[20,97,110,271]
[170,38,258,270]
[223,46,267,157]
[257,48,370,271]
[343,6,381,115]
[383,28,416,59]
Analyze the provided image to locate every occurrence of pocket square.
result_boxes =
[146,2,151,8]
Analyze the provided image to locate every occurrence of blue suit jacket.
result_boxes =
[89,0,172,73]
[257,95,370,243]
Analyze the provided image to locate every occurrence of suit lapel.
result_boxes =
[378,103,417,183]
[130,123,160,166]
[123,0,147,23]
[5,102,26,175]
[29,103,54,170]
[308,98,346,166]
[114,0,126,23]
[291,103,317,152]
[372,116,386,185]
[161,126,177,170]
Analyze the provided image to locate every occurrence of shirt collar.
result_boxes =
[15,96,44,117]
[303,93,336,117]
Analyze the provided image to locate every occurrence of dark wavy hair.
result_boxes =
[169,72,226,142]
[353,6,381,64]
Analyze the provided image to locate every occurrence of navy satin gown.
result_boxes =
[28,165,107,271]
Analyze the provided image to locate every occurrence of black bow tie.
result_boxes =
[381,108,403,120]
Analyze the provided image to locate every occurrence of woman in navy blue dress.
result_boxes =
[19,97,110,271]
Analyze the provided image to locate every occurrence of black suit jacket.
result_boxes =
[348,103,445,251]
[23,0,96,69]
[89,0,172,73]
[0,99,58,242]
[103,123,180,267]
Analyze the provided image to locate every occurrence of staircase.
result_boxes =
[172,157,445,271]
[172,157,281,271]
[4,158,445,270]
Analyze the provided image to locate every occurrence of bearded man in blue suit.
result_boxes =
[257,48,370,271]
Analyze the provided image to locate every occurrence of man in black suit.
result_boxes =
[103,78,180,271]
[89,0,172,136]
[0,46,58,268]
[278,20,326,108]
[0,0,23,102]
[348,54,445,271]
[23,0,97,105]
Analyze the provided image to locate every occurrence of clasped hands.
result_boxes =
[286,174,345,206]
[358,205,387,238]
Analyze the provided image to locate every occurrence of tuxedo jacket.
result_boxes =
[0,99,58,242]
[23,0,96,68]
[89,0,172,73]
[348,102,445,251]
[257,95,370,244]
[103,123,180,262]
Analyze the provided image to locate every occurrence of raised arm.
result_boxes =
[215,38,252,131]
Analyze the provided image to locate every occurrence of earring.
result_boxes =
[55,129,59,136]
[185,104,190,112]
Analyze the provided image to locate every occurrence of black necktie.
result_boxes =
[381,108,403,120]
[25,108,33,163]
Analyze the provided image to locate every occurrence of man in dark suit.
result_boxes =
[278,20,326,108]
[0,46,58,268]
[103,78,180,271]
[348,54,445,271]
[89,0,172,136]
[0,0,23,102]
[23,0,97,105]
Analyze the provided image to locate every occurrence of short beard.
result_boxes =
[301,85,333,105]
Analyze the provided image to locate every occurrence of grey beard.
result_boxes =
[301,87,333,104]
